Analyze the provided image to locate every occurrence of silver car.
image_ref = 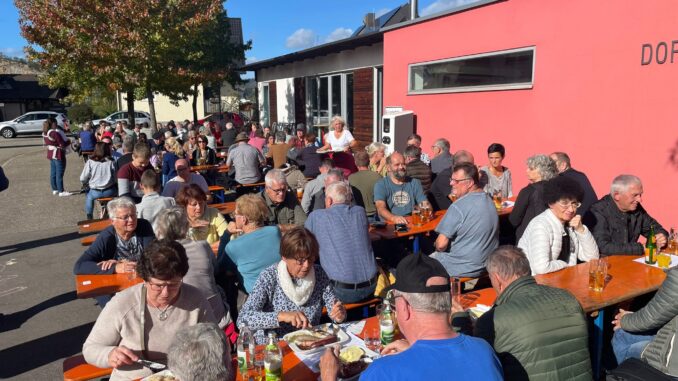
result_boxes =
[0,111,70,138]
[92,111,151,126]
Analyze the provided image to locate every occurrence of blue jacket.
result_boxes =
[73,219,155,274]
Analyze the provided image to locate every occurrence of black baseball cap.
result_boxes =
[388,253,450,293]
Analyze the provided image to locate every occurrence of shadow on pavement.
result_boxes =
[0,291,77,333]
[0,144,44,150]
[0,231,81,257]
[0,321,94,378]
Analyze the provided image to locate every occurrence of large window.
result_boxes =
[308,73,353,129]
[409,47,535,94]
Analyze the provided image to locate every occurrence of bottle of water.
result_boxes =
[264,332,283,381]
[380,299,395,345]
[237,325,254,373]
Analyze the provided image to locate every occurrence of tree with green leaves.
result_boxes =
[15,0,246,128]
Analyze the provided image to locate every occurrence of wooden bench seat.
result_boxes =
[80,235,96,246]
[63,354,112,381]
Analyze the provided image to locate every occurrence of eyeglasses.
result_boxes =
[147,280,183,291]
[113,214,136,221]
[267,186,287,194]
[177,167,189,172]
[557,201,582,209]
[450,177,471,184]
[291,256,314,265]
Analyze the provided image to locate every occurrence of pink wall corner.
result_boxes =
[383,0,678,228]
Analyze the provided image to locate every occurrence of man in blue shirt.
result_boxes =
[319,253,503,381]
[373,152,427,224]
[305,181,378,303]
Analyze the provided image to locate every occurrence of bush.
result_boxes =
[68,104,93,124]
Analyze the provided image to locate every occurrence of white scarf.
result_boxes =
[277,260,315,307]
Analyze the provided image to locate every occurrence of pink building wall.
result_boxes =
[384,0,678,228]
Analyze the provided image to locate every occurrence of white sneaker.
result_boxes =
[58,191,73,197]
[52,190,59,195]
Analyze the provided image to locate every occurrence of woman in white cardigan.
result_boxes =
[518,176,599,274]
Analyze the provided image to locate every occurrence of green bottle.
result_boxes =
[645,225,657,264]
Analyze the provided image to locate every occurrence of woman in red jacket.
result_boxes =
[42,118,72,196]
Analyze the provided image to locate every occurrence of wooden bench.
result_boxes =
[322,297,382,319]
[63,354,112,381]
[95,197,114,219]
[208,185,226,203]
[80,235,96,246]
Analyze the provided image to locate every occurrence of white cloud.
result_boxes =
[245,56,258,64]
[325,28,353,43]
[0,47,25,59]
[421,0,481,16]
[285,29,317,50]
[375,8,391,18]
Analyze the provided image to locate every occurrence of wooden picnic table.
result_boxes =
[78,219,109,235]
[75,274,142,299]
[190,163,229,173]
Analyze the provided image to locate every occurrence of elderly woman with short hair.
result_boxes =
[74,197,155,276]
[319,115,358,153]
[168,323,234,381]
[82,240,217,381]
[518,176,599,275]
[154,207,231,329]
[217,194,281,294]
[509,154,559,242]
[366,142,388,177]
[176,184,227,244]
[237,227,346,344]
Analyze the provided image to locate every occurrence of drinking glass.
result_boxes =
[419,201,432,224]
[451,278,461,304]
[588,259,607,292]
[657,253,671,269]
[411,205,422,227]
[364,327,382,353]
[493,190,503,211]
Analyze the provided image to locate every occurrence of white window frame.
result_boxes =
[407,46,536,95]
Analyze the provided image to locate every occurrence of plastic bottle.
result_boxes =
[264,332,283,381]
[237,325,255,373]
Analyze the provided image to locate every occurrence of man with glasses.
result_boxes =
[374,152,427,224]
[73,197,155,306]
[260,169,306,228]
[586,174,668,255]
[161,159,210,201]
[518,176,599,274]
[431,162,499,278]
[319,253,502,381]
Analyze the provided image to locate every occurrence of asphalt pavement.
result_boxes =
[0,135,102,380]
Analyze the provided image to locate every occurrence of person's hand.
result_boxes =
[189,219,210,228]
[656,233,668,249]
[278,311,309,329]
[98,259,118,271]
[107,345,138,368]
[343,146,351,153]
[381,339,410,356]
[569,215,585,233]
[329,301,346,323]
[113,261,136,274]
[391,216,408,225]
[319,346,341,381]
[450,295,464,314]
[227,221,241,234]
[612,309,633,330]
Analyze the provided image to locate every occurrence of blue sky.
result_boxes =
[0,0,477,64]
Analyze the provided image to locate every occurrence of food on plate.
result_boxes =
[144,374,178,381]
[339,346,364,363]
[338,345,372,378]
[286,328,338,350]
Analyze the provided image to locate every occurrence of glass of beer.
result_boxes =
[588,259,607,292]
[411,205,422,227]
[419,201,432,224]
[657,253,671,269]
[493,190,503,211]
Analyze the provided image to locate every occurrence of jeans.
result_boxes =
[612,329,655,364]
[50,159,66,192]
[332,282,377,304]
[85,187,117,217]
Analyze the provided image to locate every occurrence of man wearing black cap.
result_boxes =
[319,253,502,381]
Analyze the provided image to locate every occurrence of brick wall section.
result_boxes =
[352,68,374,147]
[269,81,277,125]
[294,77,306,126]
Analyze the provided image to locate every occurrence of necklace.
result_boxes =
[148,299,172,321]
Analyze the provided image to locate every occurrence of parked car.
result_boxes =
[0,111,70,138]
[91,111,151,126]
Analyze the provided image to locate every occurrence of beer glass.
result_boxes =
[419,201,433,224]
[411,205,422,226]
[493,190,503,211]
[588,259,607,292]
[657,253,671,269]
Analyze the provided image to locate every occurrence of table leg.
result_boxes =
[413,235,420,254]
[593,309,604,379]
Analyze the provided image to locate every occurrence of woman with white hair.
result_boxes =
[167,323,234,381]
[509,154,559,242]
[318,115,358,153]
[366,142,388,177]
[154,207,231,329]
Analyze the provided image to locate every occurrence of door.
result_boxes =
[14,114,36,133]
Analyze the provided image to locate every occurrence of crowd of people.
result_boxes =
[56,113,677,380]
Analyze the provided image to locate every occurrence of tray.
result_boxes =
[283,324,350,355]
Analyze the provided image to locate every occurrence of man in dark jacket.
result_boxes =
[430,150,474,210]
[586,174,667,255]
[404,145,432,194]
[456,245,592,380]
[550,151,597,215]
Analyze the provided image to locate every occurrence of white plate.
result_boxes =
[284,324,350,355]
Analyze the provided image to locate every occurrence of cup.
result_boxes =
[411,205,422,227]
[493,191,503,211]
[363,327,382,353]
[419,201,432,224]
[588,259,607,292]
[451,278,461,304]
[296,188,303,199]
[658,253,671,269]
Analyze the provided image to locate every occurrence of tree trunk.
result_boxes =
[192,84,199,123]
[146,87,157,131]
[126,90,135,128]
